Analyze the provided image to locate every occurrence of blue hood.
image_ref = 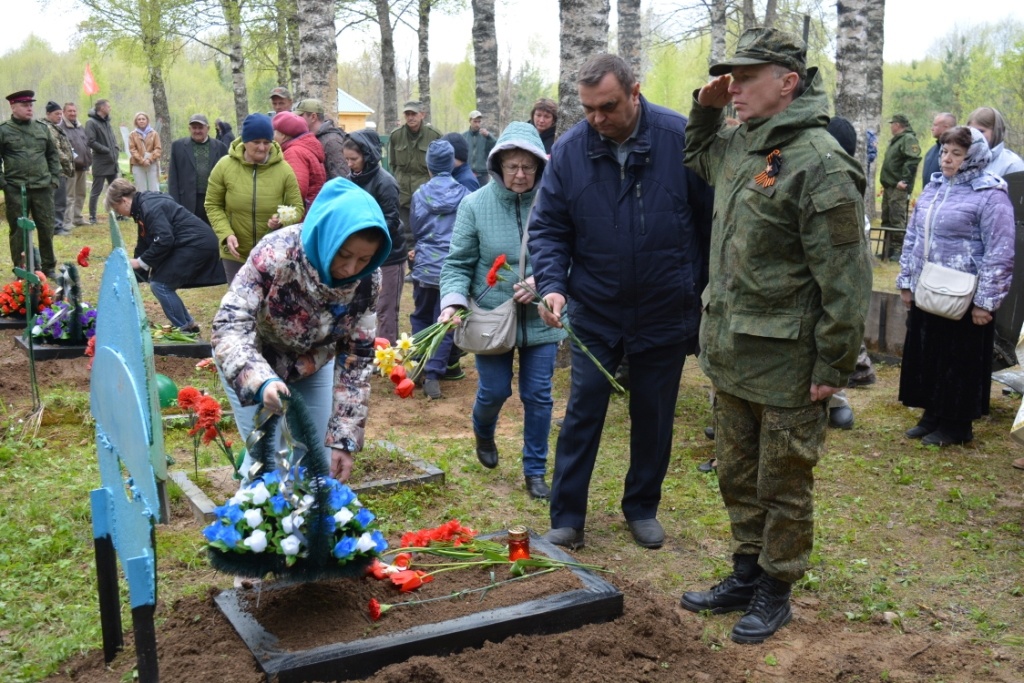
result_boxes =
[301,177,391,287]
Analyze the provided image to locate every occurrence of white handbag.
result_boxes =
[913,199,978,320]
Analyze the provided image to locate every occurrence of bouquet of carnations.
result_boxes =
[203,391,387,579]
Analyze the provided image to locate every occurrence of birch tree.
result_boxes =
[295,0,338,115]
[471,0,499,126]
[418,0,432,114]
[618,0,643,78]
[219,0,249,128]
[374,0,399,130]
[835,0,884,216]
[557,0,611,134]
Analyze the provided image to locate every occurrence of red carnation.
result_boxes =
[77,246,91,268]
[486,254,507,287]
[177,386,201,410]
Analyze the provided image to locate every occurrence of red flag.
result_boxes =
[83,64,99,96]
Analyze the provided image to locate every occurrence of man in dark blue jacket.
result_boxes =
[529,53,713,551]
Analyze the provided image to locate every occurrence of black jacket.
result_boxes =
[347,129,406,267]
[131,191,226,289]
[166,136,228,216]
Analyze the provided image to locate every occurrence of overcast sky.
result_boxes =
[4,0,1024,82]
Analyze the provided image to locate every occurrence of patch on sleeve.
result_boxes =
[909,144,921,156]
[824,202,861,246]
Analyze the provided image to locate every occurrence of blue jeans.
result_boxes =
[219,359,335,484]
[149,280,194,329]
[472,343,557,478]
[410,283,456,379]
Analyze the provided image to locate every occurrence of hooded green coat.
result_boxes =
[685,68,872,407]
[880,127,922,192]
[205,137,304,263]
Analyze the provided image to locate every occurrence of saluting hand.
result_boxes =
[697,75,733,109]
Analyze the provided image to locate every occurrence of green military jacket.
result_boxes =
[0,116,60,191]
[43,119,75,177]
[387,122,441,209]
[879,128,921,192]
[685,67,872,408]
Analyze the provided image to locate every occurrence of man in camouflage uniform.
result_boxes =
[41,101,75,235]
[388,100,441,251]
[0,90,60,277]
[679,28,871,644]
[880,113,921,258]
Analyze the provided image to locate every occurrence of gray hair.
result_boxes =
[105,178,136,211]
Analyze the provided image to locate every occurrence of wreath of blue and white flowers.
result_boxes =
[203,466,388,568]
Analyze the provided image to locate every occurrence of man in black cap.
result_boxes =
[166,113,228,225]
[41,101,75,235]
[679,27,871,644]
[0,90,61,277]
[879,113,921,258]
[441,131,479,192]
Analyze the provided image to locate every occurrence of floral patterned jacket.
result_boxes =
[211,224,380,451]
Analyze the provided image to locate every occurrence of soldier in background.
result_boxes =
[0,90,60,277]
[388,100,441,254]
[679,28,871,645]
[41,101,74,235]
[880,113,921,258]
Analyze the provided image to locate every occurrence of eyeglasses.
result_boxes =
[501,163,538,175]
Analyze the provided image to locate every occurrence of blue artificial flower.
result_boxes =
[371,530,388,553]
[203,522,242,549]
[327,481,356,510]
[269,493,290,515]
[320,515,337,534]
[261,470,281,488]
[214,502,244,525]
[355,507,375,529]
[333,535,358,559]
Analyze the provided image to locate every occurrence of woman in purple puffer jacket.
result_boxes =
[897,126,1015,446]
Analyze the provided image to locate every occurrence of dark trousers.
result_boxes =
[5,185,56,275]
[549,325,690,529]
[89,173,117,220]
[194,192,209,224]
[53,176,67,230]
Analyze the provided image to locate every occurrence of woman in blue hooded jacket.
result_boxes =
[212,178,392,482]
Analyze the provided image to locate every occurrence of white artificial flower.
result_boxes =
[282,513,305,534]
[334,507,354,526]
[229,489,250,506]
[250,482,271,506]
[243,529,268,553]
[355,531,376,553]
[31,325,42,336]
[280,534,301,556]
[301,494,314,507]
[243,508,263,529]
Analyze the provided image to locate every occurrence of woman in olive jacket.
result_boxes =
[205,113,303,282]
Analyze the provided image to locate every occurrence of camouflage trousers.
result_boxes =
[714,390,827,583]
[881,185,909,258]
[5,185,56,276]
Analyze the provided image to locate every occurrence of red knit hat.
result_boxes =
[272,111,308,138]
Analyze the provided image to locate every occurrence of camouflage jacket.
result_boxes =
[43,119,75,177]
[0,116,60,190]
[684,67,872,407]
[880,128,922,192]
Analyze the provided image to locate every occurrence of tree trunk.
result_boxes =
[418,0,431,116]
[295,0,338,114]
[557,0,610,135]
[742,0,755,32]
[835,0,884,219]
[471,0,499,130]
[274,0,290,88]
[709,0,727,66]
[220,0,248,129]
[375,0,398,131]
[139,0,171,134]
[146,62,171,138]
[617,0,642,79]
[763,0,778,27]
[286,0,301,95]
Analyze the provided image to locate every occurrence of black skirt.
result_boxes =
[898,303,994,421]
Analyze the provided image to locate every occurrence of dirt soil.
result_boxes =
[2,328,1019,683]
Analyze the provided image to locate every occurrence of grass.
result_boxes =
[1,212,1023,680]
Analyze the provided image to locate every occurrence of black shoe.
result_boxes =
[423,378,442,400]
[680,553,762,614]
[828,405,854,430]
[179,323,201,335]
[542,527,584,550]
[525,475,550,499]
[554,417,564,429]
[626,518,664,549]
[847,373,877,387]
[54,227,72,236]
[730,573,793,644]
[905,411,940,439]
[475,434,498,468]
[704,426,715,440]
[87,217,97,225]
[697,458,717,474]
[921,426,973,447]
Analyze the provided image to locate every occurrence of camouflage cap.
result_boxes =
[294,98,324,115]
[403,100,423,114]
[709,27,807,79]
[269,86,291,100]
[889,114,910,126]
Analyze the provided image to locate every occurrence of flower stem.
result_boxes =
[389,567,559,609]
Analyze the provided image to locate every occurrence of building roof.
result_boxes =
[336,88,374,115]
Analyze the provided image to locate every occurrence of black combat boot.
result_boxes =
[680,554,762,614]
[730,573,793,644]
